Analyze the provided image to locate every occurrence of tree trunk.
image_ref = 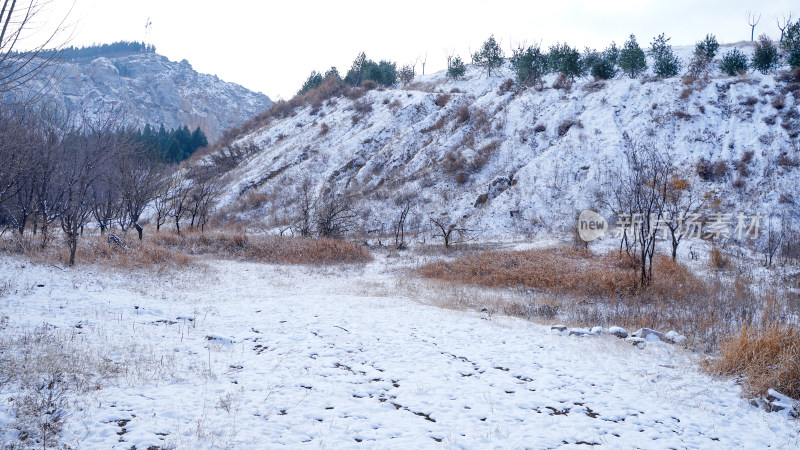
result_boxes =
[68,229,78,267]
[134,222,143,240]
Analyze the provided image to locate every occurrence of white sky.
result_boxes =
[30,0,798,99]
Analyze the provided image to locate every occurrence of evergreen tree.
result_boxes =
[398,64,415,83]
[619,34,647,78]
[695,34,720,60]
[473,35,505,77]
[191,127,208,150]
[650,33,681,78]
[548,43,583,80]
[344,52,368,86]
[447,56,466,80]
[324,67,342,82]
[298,70,324,94]
[781,20,800,68]
[719,48,749,76]
[752,34,780,74]
[590,43,619,80]
[510,45,548,87]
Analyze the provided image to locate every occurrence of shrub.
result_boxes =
[435,93,451,107]
[719,48,749,76]
[650,33,682,78]
[710,246,730,269]
[772,94,786,110]
[619,34,647,78]
[696,157,728,181]
[557,119,581,136]
[752,35,780,74]
[498,78,515,95]
[533,123,546,133]
[361,79,377,90]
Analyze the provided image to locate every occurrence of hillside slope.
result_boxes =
[8,50,272,142]
[211,44,799,240]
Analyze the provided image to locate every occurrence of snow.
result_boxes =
[1,255,797,448]
[210,42,798,249]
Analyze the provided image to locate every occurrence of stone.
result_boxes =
[631,328,664,341]
[608,327,628,338]
[664,331,688,344]
[551,325,567,332]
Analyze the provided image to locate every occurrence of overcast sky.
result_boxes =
[33,0,797,100]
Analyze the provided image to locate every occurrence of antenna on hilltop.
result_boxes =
[145,17,153,48]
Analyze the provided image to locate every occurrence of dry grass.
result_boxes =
[710,324,800,398]
[418,247,639,299]
[417,246,787,351]
[151,231,372,265]
[710,246,730,269]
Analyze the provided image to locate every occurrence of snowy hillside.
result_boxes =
[9,50,273,142]
[211,43,799,239]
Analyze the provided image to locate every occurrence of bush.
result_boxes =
[619,34,647,78]
[650,33,682,78]
[696,157,728,181]
[498,78,514,95]
[752,35,780,74]
[720,48,749,76]
[695,34,719,60]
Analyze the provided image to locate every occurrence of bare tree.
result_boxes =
[393,194,413,249]
[0,0,73,97]
[777,12,793,43]
[430,216,465,248]
[420,53,427,75]
[603,139,672,286]
[117,146,165,240]
[186,167,221,233]
[292,178,316,237]
[169,174,192,234]
[747,11,762,42]
[662,167,707,260]
[152,177,174,232]
[58,115,123,266]
[316,188,358,238]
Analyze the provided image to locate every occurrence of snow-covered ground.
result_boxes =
[1,255,797,449]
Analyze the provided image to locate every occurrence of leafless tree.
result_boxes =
[760,217,782,267]
[186,167,221,233]
[58,114,124,266]
[152,177,174,232]
[169,173,192,234]
[420,53,427,75]
[662,168,707,260]
[430,216,465,248]
[0,0,73,97]
[747,11,762,42]
[316,188,358,238]
[292,178,317,237]
[117,147,165,240]
[602,139,672,286]
[777,12,793,43]
[393,192,413,249]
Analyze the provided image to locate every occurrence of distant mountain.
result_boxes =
[7,43,272,142]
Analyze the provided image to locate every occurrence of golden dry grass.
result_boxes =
[150,230,372,265]
[417,246,790,352]
[710,324,800,398]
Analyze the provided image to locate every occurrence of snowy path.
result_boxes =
[0,258,798,449]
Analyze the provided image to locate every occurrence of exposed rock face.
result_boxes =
[9,51,272,142]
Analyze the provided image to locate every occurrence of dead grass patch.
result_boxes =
[151,231,372,265]
[710,324,800,398]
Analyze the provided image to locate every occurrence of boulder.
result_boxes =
[608,326,628,338]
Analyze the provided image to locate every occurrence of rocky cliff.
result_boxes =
[12,50,272,142]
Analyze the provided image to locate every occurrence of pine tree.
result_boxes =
[619,35,647,78]
[473,35,505,78]
[548,43,583,80]
[781,21,800,68]
[719,48,749,76]
[447,56,466,80]
[752,34,780,74]
[191,127,208,150]
[695,34,720,60]
[650,33,682,78]
[298,71,324,94]
[510,45,548,87]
